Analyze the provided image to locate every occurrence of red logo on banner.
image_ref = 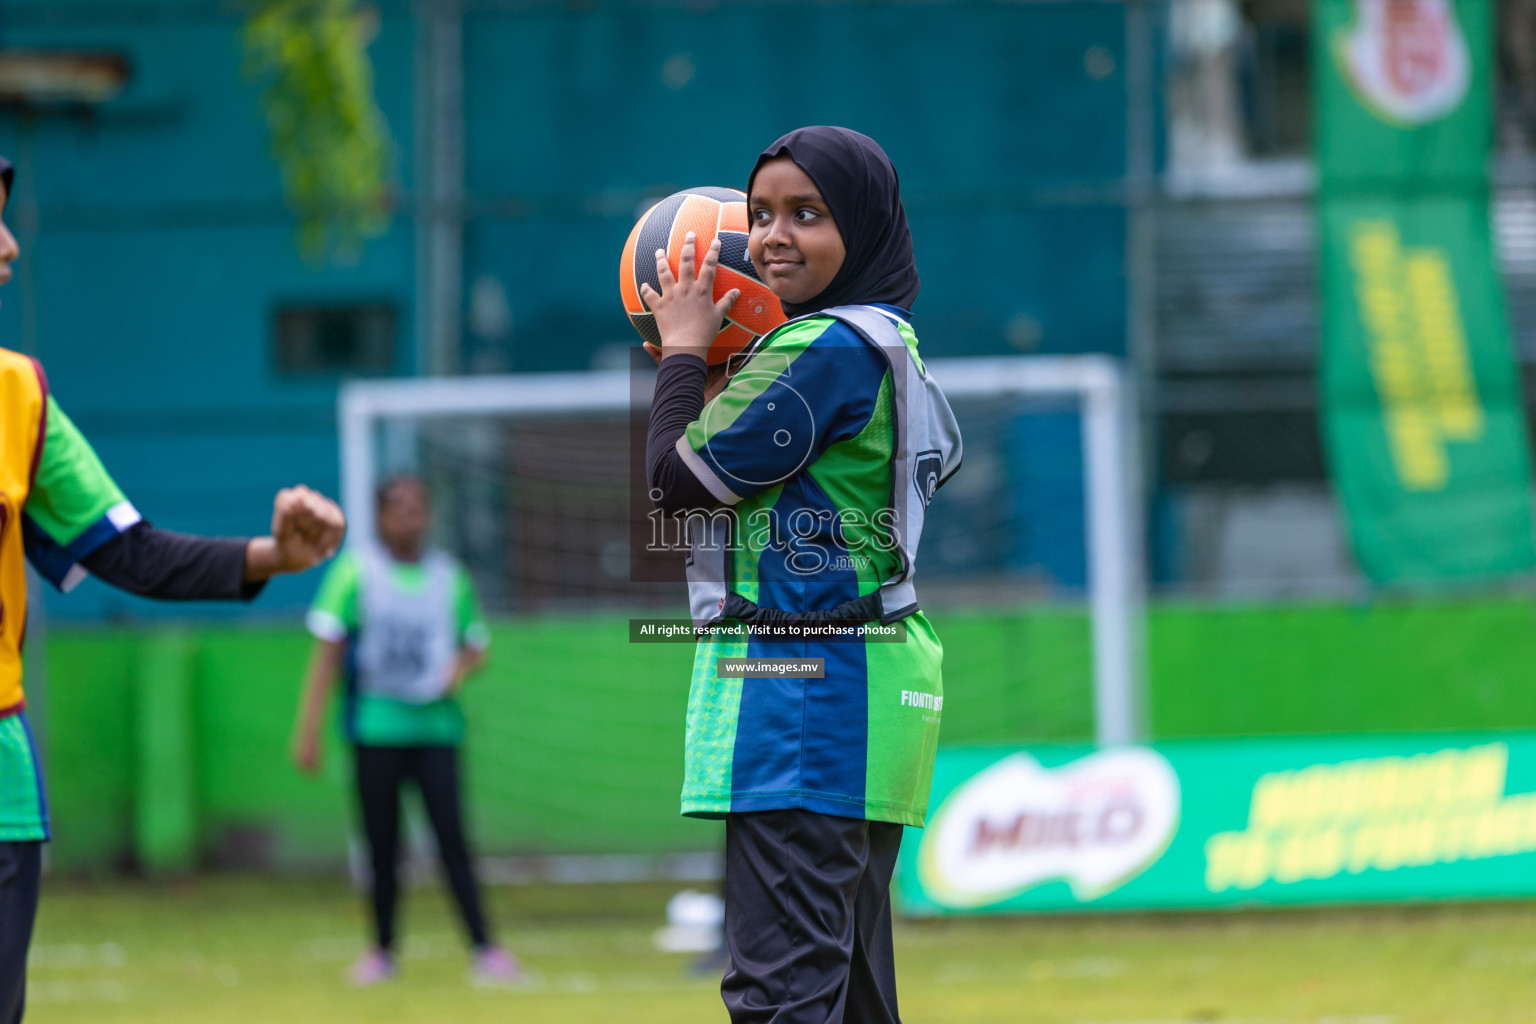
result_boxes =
[1338,0,1470,124]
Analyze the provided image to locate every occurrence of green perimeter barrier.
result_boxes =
[134,632,197,874]
[36,597,1536,873]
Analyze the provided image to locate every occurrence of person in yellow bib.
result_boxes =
[0,154,347,1024]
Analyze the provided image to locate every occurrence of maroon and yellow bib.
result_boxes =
[0,348,46,716]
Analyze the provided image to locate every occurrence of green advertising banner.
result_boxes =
[1315,0,1536,582]
[897,734,1536,915]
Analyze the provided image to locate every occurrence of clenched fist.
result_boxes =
[244,485,347,581]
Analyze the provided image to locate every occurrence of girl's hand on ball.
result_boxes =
[638,233,739,360]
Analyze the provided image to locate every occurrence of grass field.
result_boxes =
[24,876,1536,1023]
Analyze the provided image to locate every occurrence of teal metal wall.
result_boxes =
[0,0,1137,621]
[459,3,1133,370]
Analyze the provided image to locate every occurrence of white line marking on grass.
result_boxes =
[294,933,462,964]
[26,980,127,1004]
[1465,945,1536,967]
[1029,955,1126,980]
[934,956,1129,984]
[27,942,127,969]
[1074,1017,1394,1024]
[292,937,355,963]
[467,971,718,998]
[478,852,724,885]
[401,934,458,960]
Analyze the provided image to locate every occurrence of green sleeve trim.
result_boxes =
[25,396,129,547]
[453,563,489,648]
[896,319,925,374]
[308,550,361,634]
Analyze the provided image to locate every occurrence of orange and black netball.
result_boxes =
[619,186,786,365]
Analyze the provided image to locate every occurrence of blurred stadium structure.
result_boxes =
[0,0,1145,622]
[8,0,1536,615]
[1157,0,1536,598]
[14,0,1536,876]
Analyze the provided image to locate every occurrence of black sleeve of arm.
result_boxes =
[646,354,722,514]
[79,521,265,602]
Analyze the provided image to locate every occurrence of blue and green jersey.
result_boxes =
[678,307,945,828]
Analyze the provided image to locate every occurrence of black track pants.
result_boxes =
[353,745,491,952]
[0,841,42,1024]
[721,809,903,1024]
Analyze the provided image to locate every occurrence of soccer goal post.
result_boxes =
[338,354,1147,745]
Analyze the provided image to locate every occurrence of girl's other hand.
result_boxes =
[292,730,321,775]
[442,647,486,697]
[638,233,739,361]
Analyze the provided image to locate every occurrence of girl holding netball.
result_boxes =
[645,127,961,1024]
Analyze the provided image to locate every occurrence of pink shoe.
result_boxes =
[348,948,396,986]
[470,945,524,986]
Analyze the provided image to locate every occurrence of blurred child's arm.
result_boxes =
[292,638,345,775]
[293,553,359,766]
[445,563,491,695]
[445,648,486,696]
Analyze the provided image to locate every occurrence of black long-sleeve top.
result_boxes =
[79,522,264,601]
[646,354,723,514]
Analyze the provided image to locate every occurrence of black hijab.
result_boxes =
[747,126,919,318]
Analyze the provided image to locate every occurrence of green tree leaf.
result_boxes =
[243,0,393,264]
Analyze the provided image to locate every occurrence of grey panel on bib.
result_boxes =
[355,546,459,704]
[685,511,733,629]
[820,305,963,622]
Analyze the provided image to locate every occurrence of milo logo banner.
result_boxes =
[898,735,1536,914]
[1315,0,1536,582]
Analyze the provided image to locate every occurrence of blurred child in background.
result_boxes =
[291,474,519,986]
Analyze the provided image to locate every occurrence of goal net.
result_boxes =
[339,354,1146,755]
